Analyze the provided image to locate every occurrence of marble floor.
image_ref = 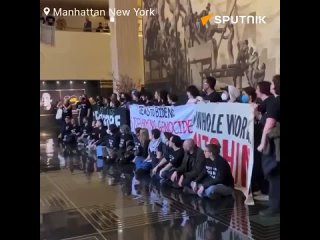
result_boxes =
[40,131,280,240]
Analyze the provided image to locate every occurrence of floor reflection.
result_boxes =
[40,134,279,240]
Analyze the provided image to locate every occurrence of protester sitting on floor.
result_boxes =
[118,125,134,160]
[138,128,150,158]
[151,133,174,177]
[169,139,205,189]
[119,140,135,164]
[133,127,141,148]
[256,75,280,217]
[161,132,173,161]
[105,124,121,161]
[241,86,269,200]
[189,144,234,199]
[87,120,107,150]
[134,129,163,175]
[157,135,184,184]
[77,117,93,145]
[59,116,75,145]
[70,118,81,138]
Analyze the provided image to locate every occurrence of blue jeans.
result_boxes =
[134,158,152,172]
[203,184,234,198]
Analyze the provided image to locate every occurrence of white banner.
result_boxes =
[129,105,196,139]
[192,103,254,205]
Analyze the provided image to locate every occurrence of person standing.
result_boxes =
[83,17,92,32]
[202,77,222,103]
[77,95,92,126]
[257,75,280,217]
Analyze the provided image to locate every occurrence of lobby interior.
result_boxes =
[40,0,280,239]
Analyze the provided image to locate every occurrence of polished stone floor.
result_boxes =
[40,131,280,240]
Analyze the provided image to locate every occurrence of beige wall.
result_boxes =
[40,30,144,82]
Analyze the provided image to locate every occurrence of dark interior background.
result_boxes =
[40,80,101,131]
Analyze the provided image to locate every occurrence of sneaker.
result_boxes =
[254,194,269,201]
[259,207,280,217]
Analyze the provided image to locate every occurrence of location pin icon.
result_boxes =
[43,7,50,16]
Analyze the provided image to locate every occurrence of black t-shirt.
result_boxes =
[258,96,275,127]
[81,123,92,137]
[61,123,73,138]
[168,148,184,168]
[78,102,92,118]
[203,91,222,102]
[61,105,72,119]
[119,133,134,150]
[71,124,81,135]
[108,133,121,149]
[267,96,280,122]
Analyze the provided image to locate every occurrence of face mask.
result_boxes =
[221,92,229,101]
[241,95,249,103]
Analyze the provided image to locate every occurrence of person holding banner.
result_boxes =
[190,144,234,199]
[186,85,204,104]
[202,77,222,103]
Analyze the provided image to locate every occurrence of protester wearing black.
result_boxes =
[158,136,184,183]
[257,75,280,217]
[60,117,75,145]
[167,93,179,106]
[77,95,92,125]
[131,90,144,105]
[70,118,81,138]
[170,140,205,188]
[189,144,234,199]
[202,77,222,102]
[118,125,134,161]
[106,124,121,161]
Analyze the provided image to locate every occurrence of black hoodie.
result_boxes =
[195,155,234,189]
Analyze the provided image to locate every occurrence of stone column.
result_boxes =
[109,0,140,92]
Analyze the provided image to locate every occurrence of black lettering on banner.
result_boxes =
[138,106,144,115]
[240,117,248,139]
[235,116,241,137]
[210,114,216,133]
[226,114,248,139]
[227,114,235,135]
[217,114,223,134]
[201,112,206,130]
[206,113,211,132]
